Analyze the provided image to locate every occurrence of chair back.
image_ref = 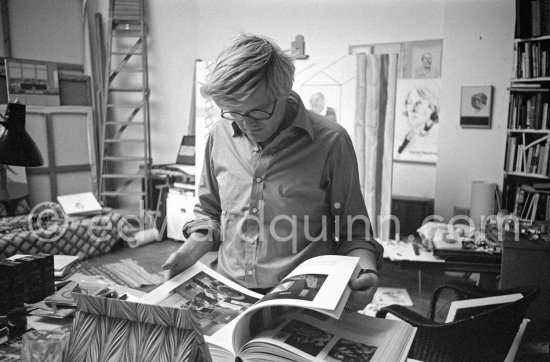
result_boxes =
[408,285,540,362]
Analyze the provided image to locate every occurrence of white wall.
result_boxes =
[435,0,514,220]
[7,0,83,64]
[1,0,516,219]
[146,0,444,165]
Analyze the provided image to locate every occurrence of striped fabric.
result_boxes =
[74,258,163,288]
[66,294,211,362]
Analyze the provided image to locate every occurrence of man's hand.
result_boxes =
[161,230,213,280]
[162,249,196,280]
[345,272,379,312]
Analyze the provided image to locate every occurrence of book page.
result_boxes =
[252,255,360,319]
[237,309,416,362]
[139,262,262,356]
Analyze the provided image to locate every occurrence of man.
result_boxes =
[414,52,440,79]
[163,34,383,311]
[309,92,337,122]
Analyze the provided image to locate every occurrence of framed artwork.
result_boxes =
[349,39,443,80]
[393,79,441,164]
[294,55,356,132]
[404,39,442,79]
[4,59,60,106]
[460,85,493,129]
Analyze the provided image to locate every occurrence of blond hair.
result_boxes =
[201,34,295,103]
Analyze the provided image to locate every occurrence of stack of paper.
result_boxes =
[53,255,80,279]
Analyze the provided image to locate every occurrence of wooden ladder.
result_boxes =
[99,0,152,211]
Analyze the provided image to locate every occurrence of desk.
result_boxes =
[380,240,501,296]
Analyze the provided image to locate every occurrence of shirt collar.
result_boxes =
[230,91,315,141]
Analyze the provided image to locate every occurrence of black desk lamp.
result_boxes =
[0,100,44,207]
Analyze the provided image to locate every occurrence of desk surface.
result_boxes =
[380,240,501,275]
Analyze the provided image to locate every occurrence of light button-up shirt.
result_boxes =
[183,92,383,288]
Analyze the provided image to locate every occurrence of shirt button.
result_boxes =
[256,177,263,183]
[253,146,260,152]
[252,207,258,213]
[247,270,253,275]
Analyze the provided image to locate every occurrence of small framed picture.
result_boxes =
[460,85,493,128]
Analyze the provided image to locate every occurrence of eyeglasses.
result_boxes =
[221,99,277,122]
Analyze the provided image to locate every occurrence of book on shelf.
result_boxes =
[516,0,532,38]
[509,184,550,221]
[508,87,549,92]
[507,92,550,129]
[531,0,542,38]
[140,256,417,362]
[506,137,517,172]
[532,182,550,189]
[510,82,542,88]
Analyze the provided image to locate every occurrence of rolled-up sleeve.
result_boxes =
[181,133,221,246]
[326,132,384,269]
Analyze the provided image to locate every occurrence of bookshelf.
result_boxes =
[503,0,550,223]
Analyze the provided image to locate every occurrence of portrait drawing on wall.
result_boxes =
[393,78,441,163]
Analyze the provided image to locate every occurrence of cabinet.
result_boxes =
[166,187,196,241]
[503,3,550,223]
[501,236,550,336]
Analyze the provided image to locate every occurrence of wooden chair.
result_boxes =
[375,281,540,362]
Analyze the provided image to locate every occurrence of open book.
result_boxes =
[140,255,416,362]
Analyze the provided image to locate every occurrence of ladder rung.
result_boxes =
[109,69,144,73]
[102,173,145,178]
[113,13,140,17]
[104,138,144,143]
[106,103,143,108]
[103,156,146,161]
[113,19,141,24]
[111,52,143,55]
[108,87,144,92]
[102,191,146,196]
[112,31,142,37]
[104,121,144,125]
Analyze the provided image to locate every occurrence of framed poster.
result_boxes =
[460,85,493,129]
[404,39,442,79]
[349,39,443,80]
[4,59,60,106]
[393,79,441,164]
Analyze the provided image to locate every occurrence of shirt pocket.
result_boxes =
[217,170,249,212]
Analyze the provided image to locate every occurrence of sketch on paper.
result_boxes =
[393,79,441,163]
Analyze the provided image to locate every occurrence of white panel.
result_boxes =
[166,190,196,241]
[56,172,93,196]
[52,113,91,166]
[27,174,51,206]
